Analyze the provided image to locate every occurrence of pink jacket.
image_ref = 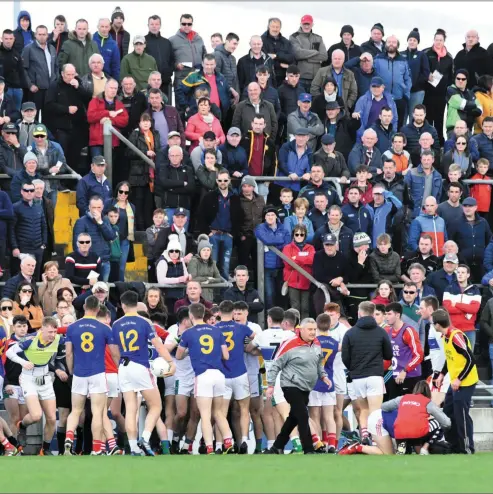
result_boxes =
[185,113,225,151]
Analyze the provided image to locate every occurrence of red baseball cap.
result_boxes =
[301,15,313,24]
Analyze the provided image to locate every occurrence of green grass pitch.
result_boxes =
[2,455,492,493]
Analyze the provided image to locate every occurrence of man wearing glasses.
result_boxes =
[2,255,37,300]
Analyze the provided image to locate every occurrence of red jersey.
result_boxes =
[469,173,491,213]
[394,393,430,439]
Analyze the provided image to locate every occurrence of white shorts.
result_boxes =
[175,378,194,397]
[224,373,250,401]
[248,373,262,398]
[272,380,286,406]
[19,373,55,401]
[72,373,108,396]
[333,369,347,395]
[118,361,156,393]
[106,373,120,398]
[194,369,225,398]
[368,409,390,437]
[308,390,336,407]
[346,382,357,401]
[164,375,176,397]
[352,376,386,399]
[4,384,26,405]
[427,373,451,394]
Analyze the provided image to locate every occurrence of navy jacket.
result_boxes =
[471,133,493,167]
[484,240,493,273]
[10,169,42,203]
[341,203,373,237]
[254,220,291,269]
[452,213,492,266]
[426,268,458,303]
[2,273,35,300]
[313,223,353,258]
[370,120,395,154]
[218,142,248,179]
[345,57,378,98]
[400,120,441,167]
[73,289,117,322]
[10,200,47,250]
[72,213,116,262]
[76,172,112,216]
[401,49,430,93]
[0,189,14,240]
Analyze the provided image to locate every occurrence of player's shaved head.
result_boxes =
[219,300,234,314]
[121,290,138,309]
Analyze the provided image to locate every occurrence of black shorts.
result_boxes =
[54,375,72,409]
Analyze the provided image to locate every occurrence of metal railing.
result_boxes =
[0,281,231,289]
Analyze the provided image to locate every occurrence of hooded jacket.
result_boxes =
[473,86,493,134]
[92,32,120,80]
[354,90,398,140]
[289,28,328,81]
[407,213,448,257]
[72,212,116,262]
[58,31,100,77]
[0,139,27,191]
[169,30,207,85]
[48,30,69,54]
[13,11,34,54]
[187,252,223,301]
[214,44,239,92]
[446,84,482,131]
[342,315,393,379]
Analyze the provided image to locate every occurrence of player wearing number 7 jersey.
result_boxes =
[112,291,176,456]
[176,302,235,455]
[64,296,120,456]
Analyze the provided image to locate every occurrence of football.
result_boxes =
[150,357,171,377]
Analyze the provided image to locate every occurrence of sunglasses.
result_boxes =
[403,290,416,295]
[118,189,129,195]
[217,179,229,183]
[78,240,91,244]
[294,233,305,237]
[21,289,33,293]
[456,77,467,81]
[22,188,35,193]
[33,135,46,139]
[1,306,13,311]
[181,22,192,26]
[169,249,180,254]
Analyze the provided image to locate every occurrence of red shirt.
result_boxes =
[204,74,220,108]
[248,133,265,177]
[469,173,491,212]
[394,393,431,439]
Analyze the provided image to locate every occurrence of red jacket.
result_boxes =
[469,173,492,213]
[394,393,431,440]
[343,182,373,205]
[87,96,129,146]
[185,113,225,152]
[282,242,315,290]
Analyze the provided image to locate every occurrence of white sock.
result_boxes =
[267,440,274,448]
[129,439,139,453]
[167,429,174,442]
[216,441,223,450]
[142,430,151,443]
[241,436,248,443]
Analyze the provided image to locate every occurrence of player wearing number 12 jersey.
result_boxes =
[176,303,235,455]
[112,291,175,456]
[64,296,118,456]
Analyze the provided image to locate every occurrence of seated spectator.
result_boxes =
[399,281,421,333]
[441,135,473,177]
[401,234,440,280]
[184,97,226,152]
[144,286,167,318]
[281,224,315,320]
[313,204,353,257]
[173,280,213,313]
[0,123,27,193]
[407,196,447,256]
[64,232,101,290]
[284,197,315,243]
[287,93,324,151]
[12,282,43,332]
[311,77,346,122]
[425,253,459,303]
[276,188,294,223]
[407,262,437,304]
[445,119,479,161]
[370,106,395,154]
[218,127,248,190]
[53,297,76,326]
[353,77,397,139]
[469,158,491,217]
[76,156,112,217]
[298,163,340,209]
[307,192,330,232]
[371,279,397,305]
[369,184,402,247]
[196,149,221,199]
[10,152,42,203]
[440,164,470,203]
[313,133,351,180]
[343,165,373,205]
[471,117,493,166]
[437,182,464,232]
[145,208,168,282]
[341,185,373,237]
[241,65,280,118]
[73,281,116,322]
[473,74,493,134]
[348,128,383,176]
[404,150,443,220]
[190,130,223,172]
[187,234,223,302]
[1,254,37,300]
[381,133,412,174]
[369,233,401,283]
[38,261,75,317]
[86,78,129,159]
[442,264,481,349]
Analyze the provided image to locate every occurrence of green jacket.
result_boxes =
[58,31,100,77]
[187,254,223,302]
[120,51,158,91]
[446,84,482,130]
[109,224,121,262]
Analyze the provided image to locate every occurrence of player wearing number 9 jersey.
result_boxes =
[112,291,176,456]
[64,296,119,456]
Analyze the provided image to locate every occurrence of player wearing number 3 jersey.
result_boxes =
[112,291,175,456]
[63,296,119,456]
[177,303,235,455]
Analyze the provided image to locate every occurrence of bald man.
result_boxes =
[456,30,493,88]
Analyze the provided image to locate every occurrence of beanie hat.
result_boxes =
[353,232,371,248]
[111,6,125,22]
[23,151,38,165]
[340,25,354,38]
[197,234,213,255]
[263,205,278,220]
[455,68,469,79]
[371,23,384,36]
[407,28,420,43]
[165,234,182,256]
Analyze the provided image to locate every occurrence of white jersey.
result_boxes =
[165,326,194,382]
[328,322,348,372]
[253,327,295,373]
[428,323,446,373]
[244,321,262,375]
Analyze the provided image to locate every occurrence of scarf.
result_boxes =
[181,29,197,42]
[202,113,214,125]
[115,202,135,242]
[294,240,306,249]
[144,130,155,191]
[324,91,337,103]
[432,44,447,61]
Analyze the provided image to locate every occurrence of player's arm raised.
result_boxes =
[151,336,176,376]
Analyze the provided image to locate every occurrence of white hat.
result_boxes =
[165,234,182,255]
[93,281,109,292]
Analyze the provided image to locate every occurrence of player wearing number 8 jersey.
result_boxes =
[176,303,235,455]
[112,291,175,456]
[64,296,119,456]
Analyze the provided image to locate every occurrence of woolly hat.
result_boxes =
[165,234,182,255]
[23,151,38,165]
[353,232,371,248]
[197,234,213,255]
[111,6,125,22]
[263,205,278,220]
[407,28,420,43]
[371,23,384,36]
[340,25,354,38]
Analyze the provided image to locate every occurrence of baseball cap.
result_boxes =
[203,131,216,141]
[321,134,335,145]
[371,76,385,87]
[353,232,371,248]
[325,101,341,111]
[168,131,181,139]
[21,101,36,111]
[241,176,257,188]
[32,124,47,137]
[93,281,109,293]
[444,254,459,264]
[322,233,337,246]
[298,93,312,103]
[227,127,241,136]
[301,14,314,24]
[295,128,310,136]
[462,197,477,206]
[92,155,106,166]
[174,207,189,217]
[2,123,18,134]
[133,35,146,45]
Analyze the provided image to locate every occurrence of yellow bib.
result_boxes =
[444,329,478,386]
[25,334,60,366]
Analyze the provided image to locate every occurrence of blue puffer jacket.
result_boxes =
[373,53,412,100]
[92,32,120,80]
[341,203,373,237]
[255,220,291,269]
[75,172,112,216]
[451,213,492,265]
[0,190,14,241]
[10,200,47,250]
[404,165,443,219]
[72,212,116,262]
[471,132,493,167]
[407,213,448,254]
[400,49,430,93]
[371,191,402,247]
[276,140,312,191]
[218,142,248,178]
[354,90,397,140]
[10,169,42,203]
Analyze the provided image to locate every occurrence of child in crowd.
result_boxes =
[469,158,491,218]
[344,165,373,205]
[440,163,470,202]
[276,188,295,223]
[284,197,315,243]
[146,208,168,283]
[107,207,122,282]
[369,233,401,283]
[371,279,397,305]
